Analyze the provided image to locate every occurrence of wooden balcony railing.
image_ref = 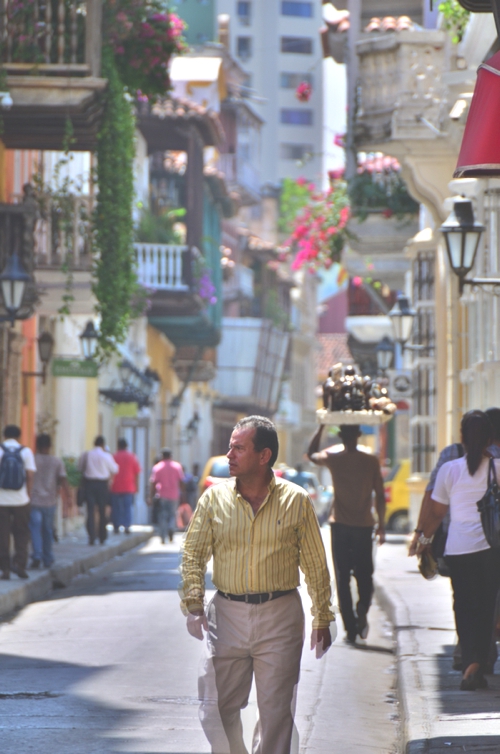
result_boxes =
[0,0,102,76]
[134,243,191,291]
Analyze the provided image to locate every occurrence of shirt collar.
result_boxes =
[233,471,277,495]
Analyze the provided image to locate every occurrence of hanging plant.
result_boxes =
[93,47,137,359]
[348,153,419,220]
[279,177,351,272]
[104,0,186,96]
[295,81,312,102]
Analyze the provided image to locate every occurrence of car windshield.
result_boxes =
[210,459,231,478]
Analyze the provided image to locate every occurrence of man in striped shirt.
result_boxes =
[181,415,335,754]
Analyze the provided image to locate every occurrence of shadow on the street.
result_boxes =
[350,641,394,655]
[42,547,215,601]
[0,653,133,753]
[411,735,500,752]
[435,643,500,715]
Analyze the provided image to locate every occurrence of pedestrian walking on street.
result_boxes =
[29,434,70,569]
[409,407,500,673]
[79,436,118,546]
[149,448,184,543]
[308,423,386,644]
[181,416,335,754]
[111,438,141,534]
[184,462,200,511]
[413,411,500,691]
[0,425,36,580]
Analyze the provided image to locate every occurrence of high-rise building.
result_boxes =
[177,0,324,186]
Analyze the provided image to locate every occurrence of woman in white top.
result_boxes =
[415,411,500,691]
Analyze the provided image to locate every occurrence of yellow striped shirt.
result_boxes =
[180,475,335,628]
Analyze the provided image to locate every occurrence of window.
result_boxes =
[281,36,313,54]
[280,143,313,160]
[237,1,251,25]
[280,109,313,125]
[237,36,252,59]
[280,72,313,89]
[281,1,313,17]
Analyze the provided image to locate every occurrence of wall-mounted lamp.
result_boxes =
[22,331,54,404]
[439,198,500,294]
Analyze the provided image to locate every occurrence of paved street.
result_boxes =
[0,533,398,754]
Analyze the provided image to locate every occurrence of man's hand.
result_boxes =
[310,625,335,658]
[187,611,208,640]
[408,533,431,558]
[377,527,386,545]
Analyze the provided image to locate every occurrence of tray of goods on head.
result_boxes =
[317,363,397,426]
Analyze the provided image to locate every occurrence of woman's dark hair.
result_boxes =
[461,410,492,476]
[234,415,279,468]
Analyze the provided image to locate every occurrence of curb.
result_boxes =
[0,529,152,619]
[374,579,429,754]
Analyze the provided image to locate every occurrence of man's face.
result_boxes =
[227,427,267,478]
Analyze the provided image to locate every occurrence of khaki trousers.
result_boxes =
[199,590,304,754]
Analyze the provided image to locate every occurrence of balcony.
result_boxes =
[1,0,106,150]
[212,318,289,414]
[354,30,448,150]
[135,244,190,292]
[217,153,260,205]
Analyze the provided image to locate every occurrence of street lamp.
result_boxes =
[376,336,394,374]
[439,198,500,294]
[22,331,55,404]
[0,252,31,325]
[80,320,99,360]
[388,295,416,348]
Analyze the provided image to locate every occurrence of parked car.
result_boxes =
[276,468,332,524]
[199,455,232,496]
[384,459,410,533]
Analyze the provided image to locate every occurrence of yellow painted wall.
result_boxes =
[85,378,99,448]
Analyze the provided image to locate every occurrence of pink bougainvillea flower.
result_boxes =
[352,276,363,287]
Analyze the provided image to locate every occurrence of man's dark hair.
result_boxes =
[94,436,105,447]
[4,425,21,440]
[485,408,500,442]
[234,415,279,468]
[338,425,361,442]
[162,447,172,459]
[36,433,52,451]
[118,438,128,451]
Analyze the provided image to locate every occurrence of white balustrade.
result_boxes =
[134,243,189,290]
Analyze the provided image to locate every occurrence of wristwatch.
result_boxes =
[417,532,433,546]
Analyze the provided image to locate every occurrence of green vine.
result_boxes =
[439,0,470,44]
[93,46,137,359]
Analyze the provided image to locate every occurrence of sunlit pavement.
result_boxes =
[0,531,399,753]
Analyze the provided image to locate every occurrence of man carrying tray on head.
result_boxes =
[308,423,386,644]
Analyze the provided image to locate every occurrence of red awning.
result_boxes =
[454,50,500,178]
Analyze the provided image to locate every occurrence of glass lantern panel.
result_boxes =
[446,230,465,269]
[463,231,480,271]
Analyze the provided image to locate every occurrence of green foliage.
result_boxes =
[62,456,82,488]
[264,289,289,330]
[93,47,137,359]
[348,169,419,221]
[439,0,470,43]
[278,177,311,235]
[135,207,186,244]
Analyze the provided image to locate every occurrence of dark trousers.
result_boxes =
[0,503,31,573]
[85,479,110,544]
[331,522,374,637]
[446,548,500,672]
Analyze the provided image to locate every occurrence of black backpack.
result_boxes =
[0,444,26,490]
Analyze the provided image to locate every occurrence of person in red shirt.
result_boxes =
[149,447,185,543]
[111,438,141,534]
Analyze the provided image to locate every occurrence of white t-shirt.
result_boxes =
[0,439,37,507]
[432,456,500,556]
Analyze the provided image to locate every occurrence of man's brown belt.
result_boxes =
[217,589,296,604]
